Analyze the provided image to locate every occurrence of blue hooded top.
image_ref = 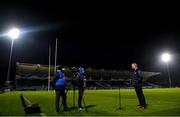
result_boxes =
[55,69,65,86]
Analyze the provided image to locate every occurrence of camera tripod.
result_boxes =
[59,77,88,112]
[118,84,122,110]
[115,82,122,111]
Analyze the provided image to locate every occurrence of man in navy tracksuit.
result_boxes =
[130,63,146,109]
[54,66,67,112]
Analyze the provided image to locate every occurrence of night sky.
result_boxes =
[0,2,180,85]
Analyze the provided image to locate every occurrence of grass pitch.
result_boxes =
[0,88,180,116]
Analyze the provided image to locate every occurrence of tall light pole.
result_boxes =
[161,53,172,88]
[6,28,20,82]
[48,45,51,91]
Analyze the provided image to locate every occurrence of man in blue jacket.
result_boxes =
[54,66,67,112]
[130,63,146,109]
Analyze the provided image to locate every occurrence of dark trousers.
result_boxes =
[78,88,84,108]
[134,85,146,107]
[55,85,67,111]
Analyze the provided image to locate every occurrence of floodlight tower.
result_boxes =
[6,28,20,82]
[161,53,172,88]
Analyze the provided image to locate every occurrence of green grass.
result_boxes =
[0,88,180,116]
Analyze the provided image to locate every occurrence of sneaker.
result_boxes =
[79,107,85,111]
[79,107,82,111]
[139,106,145,110]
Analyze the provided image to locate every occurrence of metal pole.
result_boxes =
[118,84,122,110]
[166,62,172,88]
[48,45,51,91]
[54,38,58,75]
[7,39,14,82]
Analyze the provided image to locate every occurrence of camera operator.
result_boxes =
[54,65,67,112]
[77,67,86,111]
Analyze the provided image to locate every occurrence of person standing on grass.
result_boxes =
[130,63,146,109]
[77,67,86,111]
[54,65,67,112]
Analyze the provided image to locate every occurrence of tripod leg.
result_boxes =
[73,86,75,109]
[59,101,62,110]
[119,85,122,110]
[79,88,88,112]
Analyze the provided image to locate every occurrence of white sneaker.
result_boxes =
[79,107,84,111]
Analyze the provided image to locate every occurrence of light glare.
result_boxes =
[8,28,20,39]
[162,53,170,62]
